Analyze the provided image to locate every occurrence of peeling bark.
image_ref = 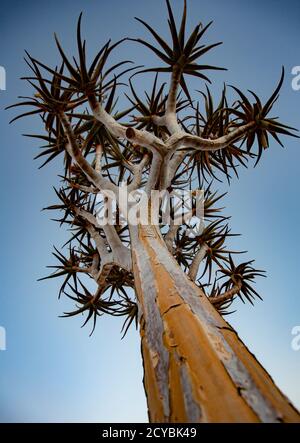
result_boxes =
[130,223,300,423]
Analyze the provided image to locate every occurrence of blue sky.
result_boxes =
[0,0,300,422]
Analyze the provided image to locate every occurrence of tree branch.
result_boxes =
[167,121,256,152]
[89,252,100,281]
[128,154,150,192]
[89,98,166,154]
[210,280,243,306]
[59,112,118,194]
[102,225,132,272]
[78,205,132,272]
[86,224,108,258]
[165,65,183,134]
[87,223,132,273]
[188,243,209,281]
[70,183,98,194]
[145,152,163,194]
[165,222,180,252]
[95,143,103,174]
[160,150,185,189]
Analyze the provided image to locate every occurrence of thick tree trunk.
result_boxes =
[130,223,300,423]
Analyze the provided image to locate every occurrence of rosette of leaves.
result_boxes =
[228,68,299,164]
[131,0,225,97]
[214,255,265,306]
[126,74,188,137]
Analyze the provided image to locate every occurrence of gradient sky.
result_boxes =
[0,0,300,422]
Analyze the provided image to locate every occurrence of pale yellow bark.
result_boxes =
[131,224,300,423]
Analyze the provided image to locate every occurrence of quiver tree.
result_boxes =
[9,0,300,423]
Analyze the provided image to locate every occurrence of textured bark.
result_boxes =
[130,223,300,423]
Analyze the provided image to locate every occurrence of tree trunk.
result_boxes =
[130,223,300,423]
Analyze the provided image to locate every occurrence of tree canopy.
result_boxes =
[8,0,298,335]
